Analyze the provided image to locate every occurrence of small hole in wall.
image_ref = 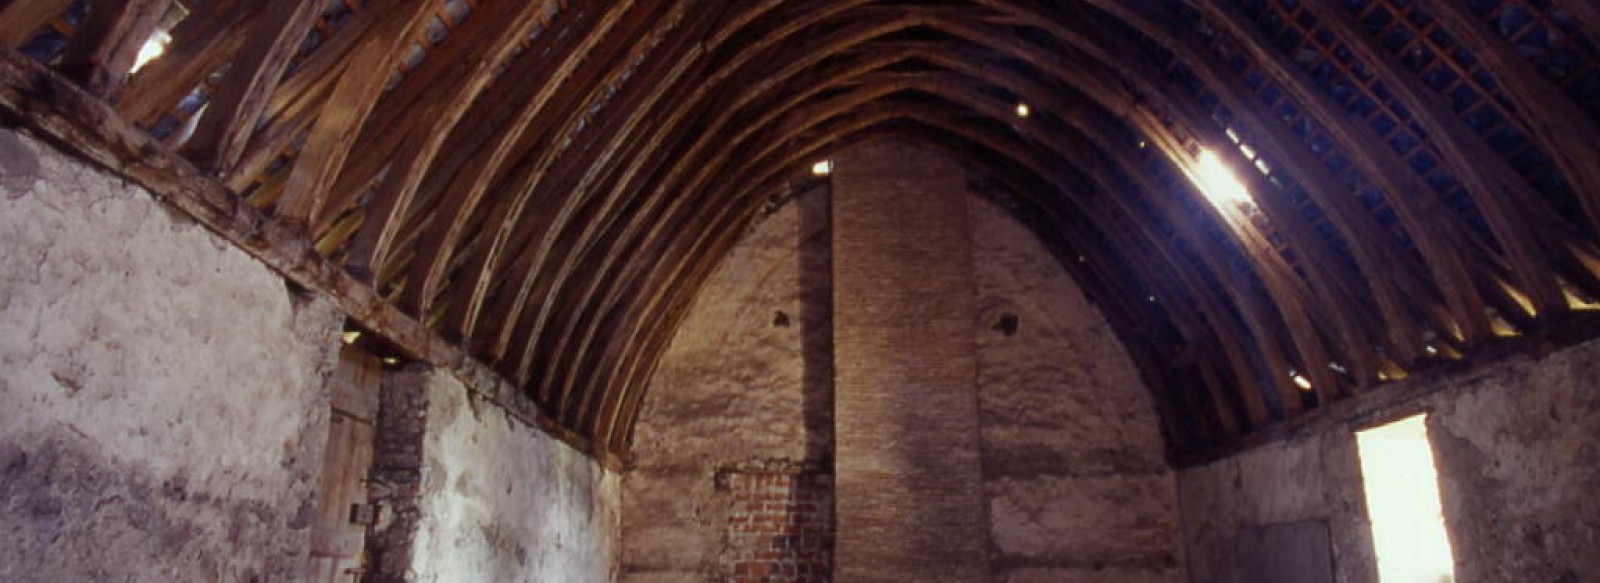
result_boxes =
[994,313,1019,337]
[773,310,791,327]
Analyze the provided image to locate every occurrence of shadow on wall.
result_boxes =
[798,186,835,464]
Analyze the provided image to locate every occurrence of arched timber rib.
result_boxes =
[544,62,1292,435]
[383,0,669,313]
[547,5,1324,442]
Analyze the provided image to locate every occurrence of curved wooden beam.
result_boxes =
[270,0,435,226]
[602,120,1245,446]
[384,0,673,315]
[489,11,941,385]
[461,1,734,364]
[119,0,256,125]
[310,0,561,281]
[57,0,171,100]
[592,102,1249,447]
[1080,6,1412,374]
[0,0,76,49]
[180,0,321,173]
[438,43,925,350]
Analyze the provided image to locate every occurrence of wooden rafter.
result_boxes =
[118,0,255,126]
[1416,0,1600,238]
[270,0,435,227]
[388,0,666,319]
[1300,0,1568,319]
[313,0,561,289]
[0,48,626,469]
[177,0,319,173]
[1093,4,1413,375]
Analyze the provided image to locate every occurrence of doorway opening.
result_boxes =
[1355,414,1457,583]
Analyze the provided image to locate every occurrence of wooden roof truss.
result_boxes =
[4,0,1599,464]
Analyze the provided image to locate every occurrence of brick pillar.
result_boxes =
[830,140,989,582]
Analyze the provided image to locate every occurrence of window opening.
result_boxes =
[1355,414,1457,583]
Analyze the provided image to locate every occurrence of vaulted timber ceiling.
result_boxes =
[3,0,1600,461]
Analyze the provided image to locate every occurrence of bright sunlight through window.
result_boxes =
[1356,415,1457,583]
[130,30,172,75]
[1193,149,1255,210]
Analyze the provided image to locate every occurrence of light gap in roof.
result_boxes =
[1193,149,1257,211]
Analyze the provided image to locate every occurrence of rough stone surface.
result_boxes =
[622,187,833,582]
[831,140,988,582]
[1179,414,1390,583]
[365,365,434,583]
[1180,337,1600,583]
[969,197,1185,582]
[0,127,624,583]
[1430,342,1600,583]
[0,128,345,582]
[408,369,621,583]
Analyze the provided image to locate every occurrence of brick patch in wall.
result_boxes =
[720,464,833,583]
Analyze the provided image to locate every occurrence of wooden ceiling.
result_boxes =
[3,0,1599,462]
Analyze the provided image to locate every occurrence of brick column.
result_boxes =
[830,140,989,581]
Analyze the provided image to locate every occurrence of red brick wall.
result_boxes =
[725,470,833,583]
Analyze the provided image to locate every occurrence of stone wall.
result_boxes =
[0,127,345,582]
[969,198,1186,583]
[397,368,621,583]
[622,187,833,583]
[0,127,624,583]
[1179,336,1600,583]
